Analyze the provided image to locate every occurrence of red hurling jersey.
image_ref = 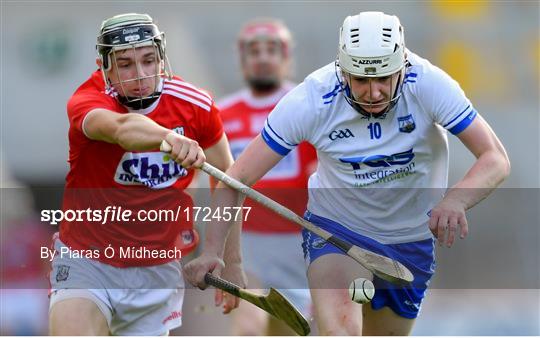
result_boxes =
[218,83,317,233]
[62,70,223,267]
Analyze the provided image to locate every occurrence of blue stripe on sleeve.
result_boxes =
[449,110,477,135]
[261,128,291,156]
[443,104,471,128]
[265,120,298,147]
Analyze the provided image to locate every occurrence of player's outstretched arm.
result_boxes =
[204,134,247,312]
[205,134,284,257]
[204,134,234,175]
[83,108,205,168]
[429,116,511,247]
[203,135,240,268]
[453,115,511,193]
[183,135,284,288]
[83,108,170,149]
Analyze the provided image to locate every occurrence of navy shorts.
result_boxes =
[301,211,436,319]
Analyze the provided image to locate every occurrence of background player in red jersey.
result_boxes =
[48,13,245,335]
[217,18,317,335]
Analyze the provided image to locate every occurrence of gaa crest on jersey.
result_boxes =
[114,152,188,189]
[329,128,355,140]
[398,114,416,133]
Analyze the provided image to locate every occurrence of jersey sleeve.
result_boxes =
[415,65,478,135]
[197,102,224,149]
[67,89,118,136]
[261,83,314,156]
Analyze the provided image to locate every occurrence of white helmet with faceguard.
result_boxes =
[97,13,172,109]
[336,11,406,117]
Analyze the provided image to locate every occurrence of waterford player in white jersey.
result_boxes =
[184,11,510,335]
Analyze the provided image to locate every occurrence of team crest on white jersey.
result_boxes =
[114,152,187,189]
[398,114,416,133]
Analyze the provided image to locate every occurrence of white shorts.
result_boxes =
[49,239,184,335]
[242,231,311,317]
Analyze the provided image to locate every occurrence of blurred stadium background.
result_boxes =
[1,1,538,335]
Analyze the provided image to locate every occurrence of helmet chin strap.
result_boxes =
[107,52,164,110]
[334,61,403,119]
[117,94,160,110]
[345,86,388,119]
[348,72,402,119]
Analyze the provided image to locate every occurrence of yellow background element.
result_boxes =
[436,40,505,100]
[431,0,490,19]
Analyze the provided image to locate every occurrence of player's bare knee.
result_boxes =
[362,306,415,336]
[315,306,361,336]
[323,318,362,336]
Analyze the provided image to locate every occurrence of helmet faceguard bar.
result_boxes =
[335,60,404,118]
[97,24,165,70]
[108,44,163,109]
[338,46,405,78]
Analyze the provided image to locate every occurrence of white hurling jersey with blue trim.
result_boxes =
[261,51,477,244]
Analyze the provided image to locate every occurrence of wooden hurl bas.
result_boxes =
[160,141,414,285]
[204,273,311,336]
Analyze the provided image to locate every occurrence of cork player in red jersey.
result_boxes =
[48,13,245,335]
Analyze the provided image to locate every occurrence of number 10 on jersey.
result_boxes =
[368,122,382,139]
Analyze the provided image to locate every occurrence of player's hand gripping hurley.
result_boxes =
[204,273,310,336]
[161,141,414,285]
